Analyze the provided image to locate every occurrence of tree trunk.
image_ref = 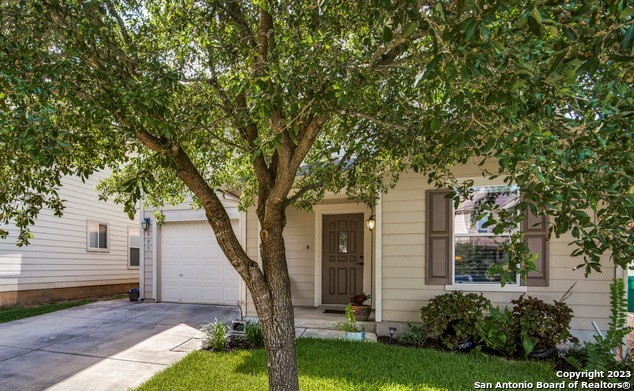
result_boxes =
[248,208,299,391]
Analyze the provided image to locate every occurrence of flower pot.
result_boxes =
[344,331,366,341]
[528,347,555,359]
[128,288,139,302]
[351,305,371,321]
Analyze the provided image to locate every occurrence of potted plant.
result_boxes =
[420,291,490,350]
[349,292,371,321]
[511,294,575,358]
[336,304,366,340]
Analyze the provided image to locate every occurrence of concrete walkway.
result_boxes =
[0,300,237,391]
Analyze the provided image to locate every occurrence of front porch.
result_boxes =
[293,306,378,341]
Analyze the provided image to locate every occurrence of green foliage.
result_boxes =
[135,339,560,391]
[0,1,630,282]
[567,279,633,375]
[244,321,264,349]
[511,294,575,355]
[476,295,575,357]
[476,306,518,356]
[0,298,95,323]
[201,319,229,352]
[420,291,490,349]
[396,322,430,347]
[336,304,363,333]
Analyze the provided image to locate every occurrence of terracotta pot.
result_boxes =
[351,305,371,321]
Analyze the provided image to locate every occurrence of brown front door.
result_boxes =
[322,213,364,304]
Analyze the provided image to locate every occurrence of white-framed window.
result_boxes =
[128,226,140,268]
[87,221,109,252]
[452,185,519,285]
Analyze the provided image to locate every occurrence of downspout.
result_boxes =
[139,191,145,300]
[375,193,383,323]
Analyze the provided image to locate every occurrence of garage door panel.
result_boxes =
[202,265,223,281]
[181,223,204,239]
[223,287,239,303]
[181,243,203,259]
[202,286,223,303]
[161,224,182,243]
[160,220,240,305]
[181,285,203,302]
[223,265,239,280]
[181,265,202,283]
[161,283,181,303]
[162,244,182,259]
[202,243,222,259]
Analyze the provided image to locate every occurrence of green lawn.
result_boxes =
[136,338,559,391]
[0,298,102,323]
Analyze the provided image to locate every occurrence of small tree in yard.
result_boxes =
[1,1,632,389]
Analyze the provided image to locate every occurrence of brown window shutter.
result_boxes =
[522,202,549,286]
[426,190,452,285]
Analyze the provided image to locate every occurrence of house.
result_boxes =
[0,171,139,307]
[141,161,620,341]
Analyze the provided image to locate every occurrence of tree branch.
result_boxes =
[104,0,132,48]
[339,110,409,131]
[222,1,257,49]
[287,181,323,205]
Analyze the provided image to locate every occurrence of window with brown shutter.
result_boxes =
[522,205,549,286]
[425,190,452,285]
[425,187,549,287]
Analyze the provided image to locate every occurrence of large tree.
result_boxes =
[1,1,632,389]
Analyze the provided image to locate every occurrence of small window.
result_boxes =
[128,226,140,268]
[453,185,519,284]
[87,221,109,252]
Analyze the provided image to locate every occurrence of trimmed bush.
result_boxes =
[420,291,490,349]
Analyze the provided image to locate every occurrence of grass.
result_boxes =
[0,295,125,323]
[136,338,560,391]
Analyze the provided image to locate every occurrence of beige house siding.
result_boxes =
[284,208,315,306]
[0,172,139,297]
[380,167,612,334]
[244,207,316,312]
[142,226,153,299]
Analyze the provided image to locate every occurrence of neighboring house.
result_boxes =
[0,172,139,307]
[141,161,621,341]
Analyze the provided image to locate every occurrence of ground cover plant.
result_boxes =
[136,338,559,391]
[0,296,123,324]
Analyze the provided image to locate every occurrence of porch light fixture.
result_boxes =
[141,218,151,231]
[366,215,376,231]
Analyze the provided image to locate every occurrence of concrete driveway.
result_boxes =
[0,300,238,391]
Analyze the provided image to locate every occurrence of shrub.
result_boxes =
[512,294,574,355]
[201,319,229,352]
[566,279,633,376]
[397,322,430,347]
[476,306,517,356]
[244,320,265,348]
[420,291,490,349]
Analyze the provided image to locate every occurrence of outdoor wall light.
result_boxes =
[366,215,376,231]
[141,218,151,231]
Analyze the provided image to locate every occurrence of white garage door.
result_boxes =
[160,220,240,305]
